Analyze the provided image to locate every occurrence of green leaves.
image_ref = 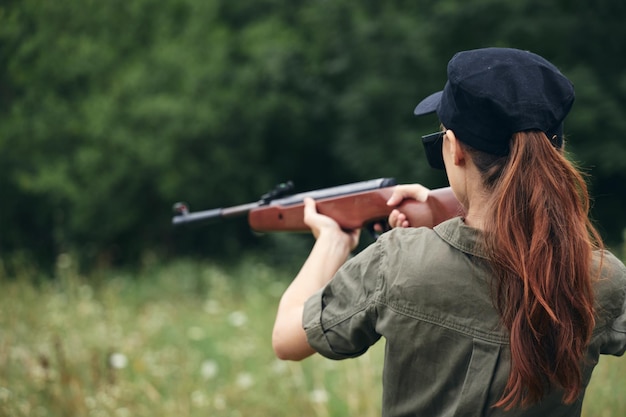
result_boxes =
[1,0,625,268]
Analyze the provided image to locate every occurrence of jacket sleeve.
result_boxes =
[600,254,626,356]
[604,296,626,356]
[302,239,384,359]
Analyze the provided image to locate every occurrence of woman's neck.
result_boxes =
[456,168,491,230]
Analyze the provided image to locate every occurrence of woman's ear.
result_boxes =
[445,129,466,166]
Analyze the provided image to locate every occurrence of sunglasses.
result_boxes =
[421,131,445,170]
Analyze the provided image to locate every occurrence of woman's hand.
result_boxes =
[386,184,430,228]
[303,197,361,251]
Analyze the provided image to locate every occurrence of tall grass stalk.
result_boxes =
[0,257,623,416]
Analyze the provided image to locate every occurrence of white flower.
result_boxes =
[228,311,248,327]
[235,372,254,389]
[108,353,128,369]
[309,389,329,404]
[200,360,219,380]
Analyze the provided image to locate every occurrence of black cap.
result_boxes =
[414,48,574,166]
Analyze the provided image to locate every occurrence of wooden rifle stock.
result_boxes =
[248,186,463,232]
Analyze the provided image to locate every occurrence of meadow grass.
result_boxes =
[0,256,624,417]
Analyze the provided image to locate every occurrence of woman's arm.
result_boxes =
[272,197,360,361]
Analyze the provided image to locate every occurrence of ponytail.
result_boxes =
[469,132,604,409]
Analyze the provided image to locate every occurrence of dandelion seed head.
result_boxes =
[200,360,219,380]
[228,311,247,327]
[309,389,329,404]
[108,353,128,369]
[235,372,254,389]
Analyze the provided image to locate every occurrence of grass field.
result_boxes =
[1,256,624,417]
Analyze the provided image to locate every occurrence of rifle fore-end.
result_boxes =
[248,187,462,232]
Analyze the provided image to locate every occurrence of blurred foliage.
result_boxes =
[0,0,625,270]
[1,258,624,416]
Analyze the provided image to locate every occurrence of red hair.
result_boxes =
[469,131,604,409]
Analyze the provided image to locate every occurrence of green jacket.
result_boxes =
[304,217,626,417]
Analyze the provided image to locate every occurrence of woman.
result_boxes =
[272,48,626,416]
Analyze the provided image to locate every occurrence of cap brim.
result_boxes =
[413,91,443,116]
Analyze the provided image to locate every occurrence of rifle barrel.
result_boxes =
[172,208,222,225]
[172,202,260,226]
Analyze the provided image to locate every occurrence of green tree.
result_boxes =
[0,0,624,270]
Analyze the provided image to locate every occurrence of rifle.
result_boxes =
[171,178,463,234]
